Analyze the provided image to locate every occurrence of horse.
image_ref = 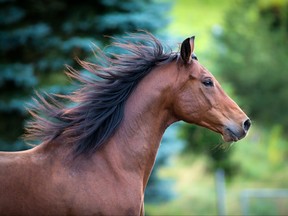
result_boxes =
[0,32,251,215]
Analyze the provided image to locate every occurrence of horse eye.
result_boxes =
[202,79,214,87]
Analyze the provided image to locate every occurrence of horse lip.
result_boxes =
[226,128,240,142]
[223,127,245,142]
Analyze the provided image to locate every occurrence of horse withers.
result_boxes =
[0,32,250,215]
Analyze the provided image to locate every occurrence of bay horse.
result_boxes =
[0,32,251,215]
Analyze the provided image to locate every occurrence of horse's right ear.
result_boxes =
[180,36,195,64]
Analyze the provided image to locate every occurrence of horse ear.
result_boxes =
[180,36,195,64]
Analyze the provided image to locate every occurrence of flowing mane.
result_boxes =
[24,32,178,155]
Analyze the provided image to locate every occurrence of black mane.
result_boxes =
[24,32,178,155]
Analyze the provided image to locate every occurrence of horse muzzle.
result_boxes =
[222,119,251,142]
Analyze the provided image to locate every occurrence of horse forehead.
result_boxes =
[192,61,212,77]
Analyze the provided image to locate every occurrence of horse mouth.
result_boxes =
[222,127,246,142]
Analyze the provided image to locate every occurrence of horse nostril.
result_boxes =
[243,119,251,132]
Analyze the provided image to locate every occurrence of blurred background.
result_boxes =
[1,0,288,215]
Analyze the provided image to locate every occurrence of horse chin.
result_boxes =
[222,134,239,143]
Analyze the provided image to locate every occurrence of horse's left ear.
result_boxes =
[180,36,195,64]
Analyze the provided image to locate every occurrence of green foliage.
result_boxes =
[178,0,288,179]
[178,124,239,177]
[267,125,285,164]
[146,0,288,214]
[147,124,288,215]
[231,124,288,182]
[214,0,288,130]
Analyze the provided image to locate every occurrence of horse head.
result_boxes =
[172,36,251,142]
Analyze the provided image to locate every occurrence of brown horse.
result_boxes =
[0,32,250,215]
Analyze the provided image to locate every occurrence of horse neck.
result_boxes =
[103,62,179,187]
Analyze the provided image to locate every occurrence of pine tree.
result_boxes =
[0,0,170,151]
[0,0,174,205]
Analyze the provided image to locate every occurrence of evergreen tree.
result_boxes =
[0,0,170,151]
[0,0,174,204]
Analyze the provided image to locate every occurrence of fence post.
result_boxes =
[215,168,226,216]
